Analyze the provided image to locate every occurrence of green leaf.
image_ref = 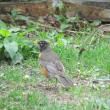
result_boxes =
[39,31,48,39]
[4,50,10,58]
[4,40,18,59]
[12,52,23,64]
[57,38,67,46]
[91,20,101,26]
[4,39,23,64]
[11,9,17,18]
[60,23,69,31]
[15,15,29,21]
[0,20,7,29]
[0,43,3,48]
[9,27,21,32]
[18,32,26,38]
[0,29,11,37]
[55,33,64,41]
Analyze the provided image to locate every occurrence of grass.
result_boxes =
[0,28,110,110]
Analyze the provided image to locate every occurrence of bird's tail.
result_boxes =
[57,75,73,87]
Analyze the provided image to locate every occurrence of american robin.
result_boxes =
[38,40,73,87]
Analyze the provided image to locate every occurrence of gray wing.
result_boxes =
[39,60,65,76]
[55,61,65,73]
[48,51,65,73]
[39,51,65,75]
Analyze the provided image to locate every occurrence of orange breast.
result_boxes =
[40,65,48,78]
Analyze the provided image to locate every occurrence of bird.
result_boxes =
[37,40,73,87]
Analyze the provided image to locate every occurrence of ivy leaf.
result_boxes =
[60,23,69,31]
[0,29,11,37]
[15,15,29,21]
[9,27,21,33]
[91,20,101,26]
[55,33,64,41]
[57,38,67,46]
[4,40,18,59]
[0,43,3,48]
[12,52,23,64]
[4,39,23,64]
[0,20,7,29]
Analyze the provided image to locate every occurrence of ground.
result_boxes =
[0,36,110,110]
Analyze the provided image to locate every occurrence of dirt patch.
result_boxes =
[0,80,15,98]
[27,78,91,104]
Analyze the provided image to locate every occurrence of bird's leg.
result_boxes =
[52,78,60,92]
[55,78,58,88]
[48,79,51,88]
[45,77,52,89]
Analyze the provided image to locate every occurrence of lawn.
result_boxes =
[0,13,110,110]
[0,27,110,110]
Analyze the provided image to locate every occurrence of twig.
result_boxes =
[93,79,110,84]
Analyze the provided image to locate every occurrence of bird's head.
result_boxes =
[38,40,49,52]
